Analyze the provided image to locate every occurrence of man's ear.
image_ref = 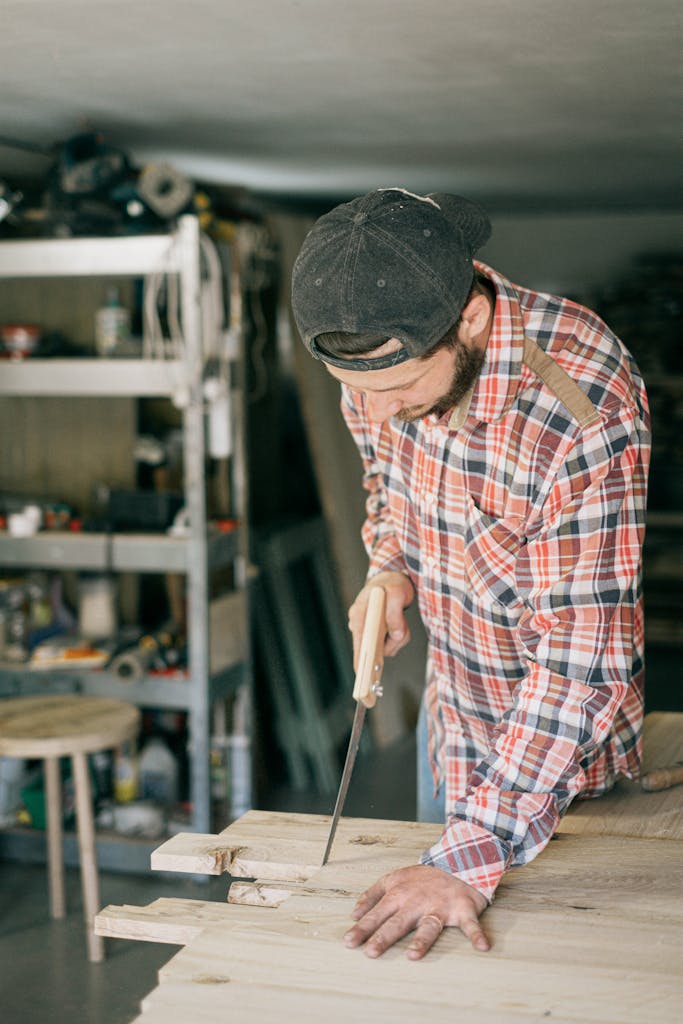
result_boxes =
[458,292,491,345]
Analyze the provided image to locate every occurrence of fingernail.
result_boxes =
[390,630,403,640]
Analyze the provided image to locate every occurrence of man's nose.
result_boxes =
[366,392,402,422]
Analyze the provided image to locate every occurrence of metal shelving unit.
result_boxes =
[0,528,239,573]
[0,216,251,865]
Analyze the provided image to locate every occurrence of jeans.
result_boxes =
[416,696,446,823]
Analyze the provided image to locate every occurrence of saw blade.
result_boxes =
[321,700,367,865]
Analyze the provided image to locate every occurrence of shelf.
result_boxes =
[0,358,187,397]
[0,232,180,279]
[0,217,251,847]
[0,528,239,573]
[0,663,246,711]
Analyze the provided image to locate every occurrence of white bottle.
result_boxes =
[95,287,130,357]
[139,737,179,808]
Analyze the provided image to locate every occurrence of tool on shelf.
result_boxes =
[321,586,386,866]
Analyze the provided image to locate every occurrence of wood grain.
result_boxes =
[151,903,680,1024]
[152,811,441,881]
[101,714,683,1022]
[560,712,683,839]
[0,694,140,757]
[95,898,258,946]
[134,980,530,1024]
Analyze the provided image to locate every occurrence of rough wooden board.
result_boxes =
[150,833,235,876]
[496,832,683,922]
[152,912,680,1024]
[94,898,261,946]
[228,879,305,907]
[228,878,358,907]
[152,811,441,880]
[129,811,683,1024]
[560,712,683,840]
[133,980,545,1024]
[225,832,683,925]
[216,809,440,849]
[153,835,683,976]
[153,886,682,978]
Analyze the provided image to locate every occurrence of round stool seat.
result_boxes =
[0,694,139,757]
[0,692,141,962]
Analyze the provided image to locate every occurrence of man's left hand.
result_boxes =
[343,864,490,960]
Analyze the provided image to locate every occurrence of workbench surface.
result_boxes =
[97,713,683,1023]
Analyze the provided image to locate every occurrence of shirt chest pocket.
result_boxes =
[463,494,525,610]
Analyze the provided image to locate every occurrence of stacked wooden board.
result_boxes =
[96,713,683,1023]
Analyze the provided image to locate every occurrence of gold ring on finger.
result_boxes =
[420,914,444,935]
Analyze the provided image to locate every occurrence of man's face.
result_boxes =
[325,335,486,424]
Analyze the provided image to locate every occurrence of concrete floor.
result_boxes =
[0,732,417,1024]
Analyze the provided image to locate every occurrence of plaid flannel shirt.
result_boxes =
[341,261,650,902]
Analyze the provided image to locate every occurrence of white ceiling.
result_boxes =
[1,0,681,212]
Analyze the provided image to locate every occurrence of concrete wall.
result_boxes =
[479,211,683,297]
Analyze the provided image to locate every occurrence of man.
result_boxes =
[290,187,650,961]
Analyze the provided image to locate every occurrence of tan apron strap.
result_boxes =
[523,336,601,430]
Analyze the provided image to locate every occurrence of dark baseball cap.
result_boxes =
[291,187,492,371]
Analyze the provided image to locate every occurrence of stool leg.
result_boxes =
[72,752,104,962]
[44,757,65,919]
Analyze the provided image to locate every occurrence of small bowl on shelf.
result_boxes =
[1,323,42,359]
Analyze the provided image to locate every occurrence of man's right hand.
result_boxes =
[348,572,415,668]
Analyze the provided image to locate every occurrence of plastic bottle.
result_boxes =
[95,287,130,357]
[139,736,179,808]
[114,741,139,803]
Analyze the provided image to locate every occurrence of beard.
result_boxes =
[396,340,486,423]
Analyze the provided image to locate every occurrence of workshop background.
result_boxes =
[0,2,681,1022]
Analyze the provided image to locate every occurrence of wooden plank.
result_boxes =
[94,898,260,946]
[497,832,683,921]
[560,712,683,840]
[133,980,526,1024]
[153,910,681,1024]
[224,832,683,923]
[150,833,233,876]
[228,878,357,908]
[157,879,683,978]
[228,880,305,907]
[152,811,441,880]
[128,811,683,1024]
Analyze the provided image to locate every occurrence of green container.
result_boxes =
[20,760,75,830]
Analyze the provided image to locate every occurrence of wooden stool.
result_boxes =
[0,694,140,961]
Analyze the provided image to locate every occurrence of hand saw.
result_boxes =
[321,586,387,865]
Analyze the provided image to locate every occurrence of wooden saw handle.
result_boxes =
[352,587,387,709]
[640,764,683,792]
